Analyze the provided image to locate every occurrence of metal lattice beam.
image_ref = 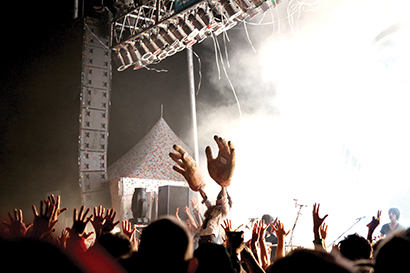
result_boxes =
[110,0,282,71]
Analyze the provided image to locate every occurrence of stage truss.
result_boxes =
[110,0,282,71]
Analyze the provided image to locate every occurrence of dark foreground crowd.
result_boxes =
[1,136,408,273]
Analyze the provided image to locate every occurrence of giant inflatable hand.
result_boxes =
[205,135,235,187]
[169,144,205,191]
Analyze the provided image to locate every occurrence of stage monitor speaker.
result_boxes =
[158,185,190,221]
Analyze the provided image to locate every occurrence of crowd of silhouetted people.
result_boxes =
[1,135,409,273]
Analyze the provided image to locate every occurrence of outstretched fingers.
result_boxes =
[205,145,214,163]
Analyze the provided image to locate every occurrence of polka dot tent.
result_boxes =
[108,117,192,220]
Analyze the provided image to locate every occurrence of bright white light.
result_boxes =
[198,0,410,247]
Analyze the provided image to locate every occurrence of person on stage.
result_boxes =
[380,208,406,237]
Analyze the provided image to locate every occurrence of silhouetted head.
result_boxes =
[138,215,197,273]
[374,228,410,273]
[267,249,351,273]
[96,232,133,259]
[338,233,372,260]
[194,242,234,273]
[0,237,82,273]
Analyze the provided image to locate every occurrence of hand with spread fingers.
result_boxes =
[91,205,106,237]
[3,209,29,239]
[313,203,328,235]
[122,220,137,240]
[169,144,205,191]
[31,200,59,240]
[312,203,329,252]
[47,194,67,222]
[71,206,92,236]
[102,208,120,233]
[273,220,290,261]
[205,135,235,187]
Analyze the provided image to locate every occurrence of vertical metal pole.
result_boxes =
[74,0,79,19]
[187,49,199,163]
[187,48,200,209]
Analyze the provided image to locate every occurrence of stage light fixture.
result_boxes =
[135,40,153,61]
[126,43,144,69]
[159,27,185,53]
[142,37,161,56]
[119,46,133,69]
[169,23,189,43]
[151,35,169,60]
[220,0,243,20]
[159,28,179,49]
[179,20,199,41]
[113,50,127,71]
[259,0,281,12]
[188,14,207,34]
[247,6,263,19]
[197,8,217,30]
[259,1,273,12]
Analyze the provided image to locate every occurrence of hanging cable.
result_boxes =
[222,31,231,68]
[187,47,203,95]
[243,21,257,53]
[142,65,169,72]
[212,33,243,120]
[212,32,222,80]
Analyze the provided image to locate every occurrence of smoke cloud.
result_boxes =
[194,0,410,246]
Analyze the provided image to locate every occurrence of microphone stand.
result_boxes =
[328,216,366,248]
[288,204,306,249]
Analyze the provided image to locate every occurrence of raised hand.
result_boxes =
[273,220,291,239]
[313,203,328,234]
[258,220,269,241]
[57,228,70,249]
[91,205,106,237]
[31,200,58,240]
[3,209,29,239]
[71,206,91,236]
[47,194,67,222]
[102,208,119,233]
[251,220,262,244]
[122,220,137,240]
[366,210,381,229]
[169,144,205,191]
[221,219,233,233]
[319,223,328,240]
[312,203,328,252]
[205,135,235,187]
[366,210,381,241]
[257,220,270,270]
[273,220,290,261]
[184,206,190,215]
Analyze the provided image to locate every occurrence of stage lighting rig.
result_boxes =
[110,0,282,71]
